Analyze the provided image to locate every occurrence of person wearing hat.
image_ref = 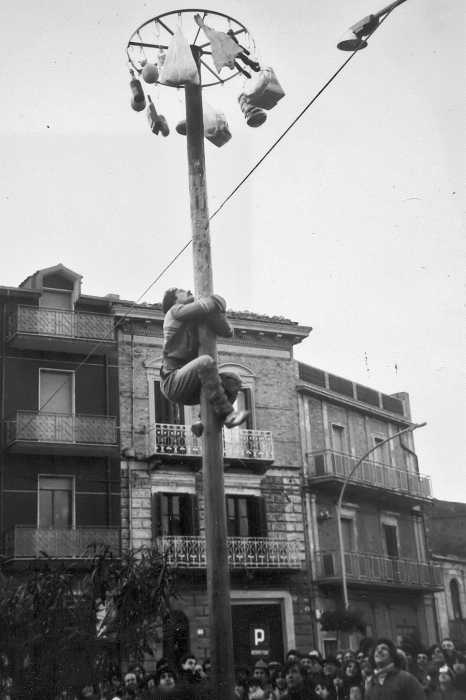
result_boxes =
[428,665,466,700]
[253,660,273,693]
[365,638,425,699]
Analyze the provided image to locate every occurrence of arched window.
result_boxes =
[450,579,463,620]
[163,610,190,666]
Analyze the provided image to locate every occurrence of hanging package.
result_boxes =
[194,14,243,72]
[203,102,232,147]
[242,66,285,110]
[159,28,200,86]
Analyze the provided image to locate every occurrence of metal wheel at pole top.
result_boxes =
[126,9,256,88]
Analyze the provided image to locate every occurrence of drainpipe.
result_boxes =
[0,296,7,536]
[300,473,319,650]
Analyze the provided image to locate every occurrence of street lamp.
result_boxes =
[337,0,408,50]
[336,422,426,609]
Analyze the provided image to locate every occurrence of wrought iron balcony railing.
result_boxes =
[308,449,432,499]
[8,305,115,342]
[7,411,117,446]
[316,549,443,589]
[157,535,301,569]
[4,526,120,560]
[146,423,274,462]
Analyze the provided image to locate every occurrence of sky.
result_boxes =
[0,0,464,502]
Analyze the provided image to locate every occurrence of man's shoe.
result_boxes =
[223,410,250,429]
[191,421,204,438]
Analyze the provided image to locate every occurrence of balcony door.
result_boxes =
[39,370,74,442]
[39,476,73,528]
[226,496,267,538]
[154,382,184,425]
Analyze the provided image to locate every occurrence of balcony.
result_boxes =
[4,526,120,561]
[8,305,115,354]
[146,423,274,472]
[307,449,432,504]
[6,411,118,456]
[156,536,301,569]
[315,549,443,592]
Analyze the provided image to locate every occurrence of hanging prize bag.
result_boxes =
[160,28,200,86]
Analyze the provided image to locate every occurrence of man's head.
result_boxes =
[323,656,338,677]
[124,672,138,690]
[253,659,269,685]
[180,653,197,672]
[285,649,301,664]
[371,638,399,670]
[162,288,194,313]
[154,664,176,692]
[416,651,429,670]
[453,652,466,674]
[284,661,304,690]
[441,638,455,654]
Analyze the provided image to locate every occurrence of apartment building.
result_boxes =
[0,264,120,565]
[115,299,314,665]
[297,361,442,652]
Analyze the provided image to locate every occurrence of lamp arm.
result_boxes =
[373,0,409,22]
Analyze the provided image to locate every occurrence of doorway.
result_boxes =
[231,603,284,666]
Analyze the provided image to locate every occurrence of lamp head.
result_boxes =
[337,29,368,51]
[337,14,378,51]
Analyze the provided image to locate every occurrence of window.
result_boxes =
[341,517,355,551]
[233,388,252,430]
[226,496,267,538]
[39,369,74,414]
[383,523,399,559]
[332,425,346,453]
[450,579,463,620]
[154,381,184,425]
[39,476,73,528]
[373,437,388,464]
[152,493,199,537]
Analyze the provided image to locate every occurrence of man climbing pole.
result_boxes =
[160,287,250,437]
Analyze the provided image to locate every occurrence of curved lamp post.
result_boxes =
[336,421,426,609]
[337,0,409,50]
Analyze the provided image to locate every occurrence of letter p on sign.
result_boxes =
[255,629,265,646]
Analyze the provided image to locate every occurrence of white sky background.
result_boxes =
[0,0,464,502]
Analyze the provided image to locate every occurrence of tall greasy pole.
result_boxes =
[185,46,236,700]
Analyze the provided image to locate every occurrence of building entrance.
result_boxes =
[232,603,284,666]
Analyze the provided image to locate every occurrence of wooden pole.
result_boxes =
[185,47,236,700]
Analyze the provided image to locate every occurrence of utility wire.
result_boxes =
[10,9,396,440]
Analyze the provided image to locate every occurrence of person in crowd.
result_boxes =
[299,656,313,673]
[348,686,364,700]
[395,648,410,672]
[160,287,249,436]
[177,654,204,688]
[322,656,339,682]
[201,658,211,683]
[356,652,365,666]
[270,666,287,699]
[429,644,451,688]
[306,655,324,681]
[343,651,357,664]
[235,666,253,699]
[253,660,273,693]
[314,679,332,699]
[123,672,141,699]
[332,669,349,699]
[343,659,362,687]
[428,666,466,700]
[452,653,466,694]
[336,651,345,666]
[128,665,146,691]
[365,637,425,700]
[283,660,309,699]
[151,664,179,697]
[285,651,301,665]
[78,686,99,700]
[412,649,430,686]
[247,677,265,699]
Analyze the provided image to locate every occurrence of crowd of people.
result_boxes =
[2,636,465,699]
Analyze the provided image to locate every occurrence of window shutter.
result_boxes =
[152,493,163,539]
[248,497,267,538]
[185,494,200,536]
